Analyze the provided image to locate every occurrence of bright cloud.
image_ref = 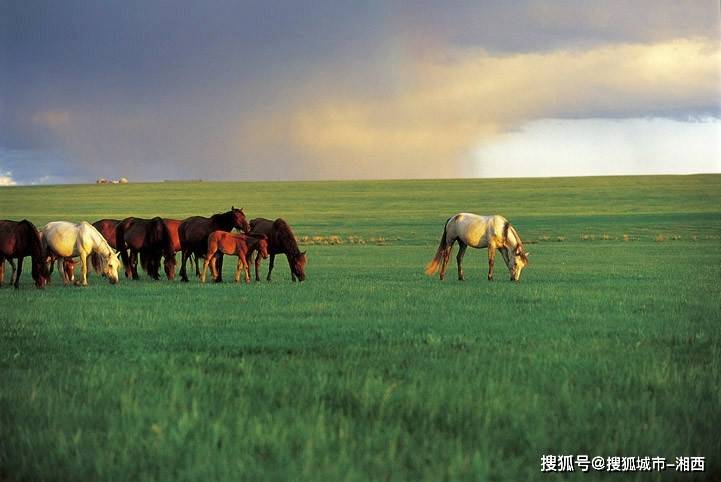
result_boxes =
[0,172,18,186]
[239,38,719,179]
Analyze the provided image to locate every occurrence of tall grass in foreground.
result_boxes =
[1,175,720,480]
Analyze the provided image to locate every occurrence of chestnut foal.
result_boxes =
[201,231,268,283]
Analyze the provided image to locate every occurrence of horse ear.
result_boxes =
[232,205,235,210]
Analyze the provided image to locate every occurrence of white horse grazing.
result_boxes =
[40,221,121,286]
[425,213,530,282]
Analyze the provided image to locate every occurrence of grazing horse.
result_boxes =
[40,221,121,285]
[115,217,174,280]
[250,218,307,282]
[425,213,530,282]
[201,232,269,283]
[179,207,250,282]
[90,219,120,274]
[0,219,48,288]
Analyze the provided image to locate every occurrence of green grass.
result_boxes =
[1,175,720,481]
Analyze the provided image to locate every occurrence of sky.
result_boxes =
[1,1,720,185]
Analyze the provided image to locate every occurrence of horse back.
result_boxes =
[447,213,507,248]
[0,221,17,256]
[180,216,213,249]
[0,220,41,257]
[93,219,120,249]
[249,218,298,256]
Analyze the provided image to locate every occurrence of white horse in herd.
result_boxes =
[426,213,530,282]
[40,221,121,286]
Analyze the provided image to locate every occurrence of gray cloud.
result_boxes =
[2,1,719,182]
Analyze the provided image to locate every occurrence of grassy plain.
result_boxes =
[1,175,720,481]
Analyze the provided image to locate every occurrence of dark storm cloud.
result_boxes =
[1,1,719,183]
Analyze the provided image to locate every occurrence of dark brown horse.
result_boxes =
[201,232,268,283]
[115,217,174,280]
[90,219,120,274]
[179,207,250,282]
[0,219,48,288]
[250,218,307,282]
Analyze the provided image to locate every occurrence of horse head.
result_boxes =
[164,256,177,280]
[106,251,121,284]
[292,251,307,282]
[510,247,530,282]
[231,206,250,233]
[31,256,49,288]
[256,235,269,259]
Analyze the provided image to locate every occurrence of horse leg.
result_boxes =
[9,258,17,285]
[131,251,140,280]
[13,257,23,289]
[487,245,496,281]
[439,240,454,281]
[254,251,261,282]
[0,258,5,287]
[201,255,211,283]
[456,242,468,281]
[266,254,275,281]
[214,253,224,283]
[179,249,189,282]
[192,254,199,278]
[242,254,250,284]
[234,256,242,283]
[79,251,89,286]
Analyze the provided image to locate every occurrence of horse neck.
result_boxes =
[281,230,301,257]
[211,212,234,231]
[89,228,112,257]
[21,222,43,259]
[506,225,523,252]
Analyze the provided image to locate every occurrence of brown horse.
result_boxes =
[179,207,250,282]
[90,219,120,274]
[0,219,48,288]
[250,218,307,282]
[115,217,174,280]
[201,232,268,283]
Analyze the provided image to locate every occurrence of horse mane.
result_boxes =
[272,218,301,257]
[509,225,524,250]
[503,220,524,252]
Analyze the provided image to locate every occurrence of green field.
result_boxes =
[1,175,720,481]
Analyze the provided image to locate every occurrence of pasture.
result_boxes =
[1,175,720,481]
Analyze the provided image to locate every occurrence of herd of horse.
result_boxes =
[0,207,308,288]
[0,209,529,289]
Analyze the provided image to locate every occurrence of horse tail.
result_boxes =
[425,218,452,276]
[143,218,170,278]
